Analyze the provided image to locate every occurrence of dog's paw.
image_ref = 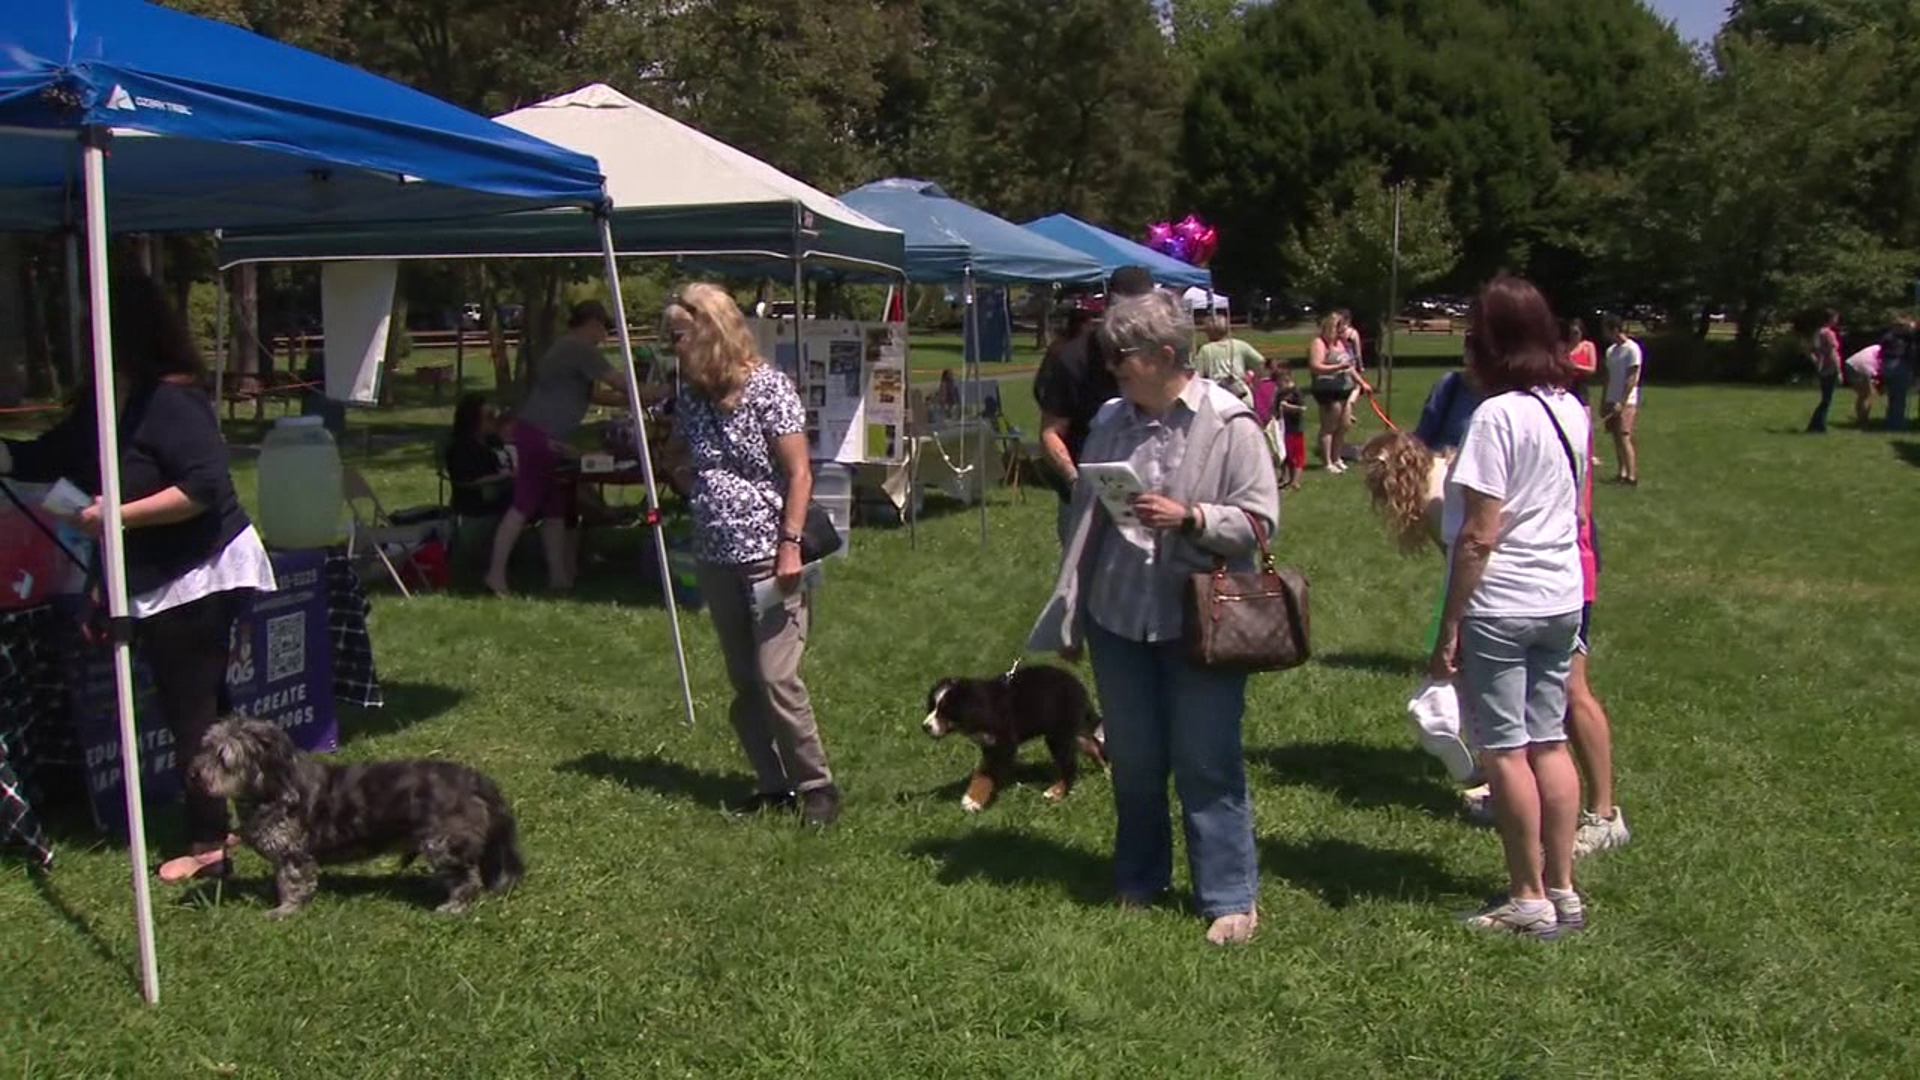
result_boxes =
[435,900,473,916]
[263,903,304,921]
[1043,783,1070,802]
[960,794,984,814]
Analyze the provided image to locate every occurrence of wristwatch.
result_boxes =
[779,532,803,547]
[1179,507,1201,536]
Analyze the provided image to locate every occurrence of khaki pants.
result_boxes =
[696,560,833,795]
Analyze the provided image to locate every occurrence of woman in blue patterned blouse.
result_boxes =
[663,284,841,827]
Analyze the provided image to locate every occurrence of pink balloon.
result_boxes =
[1146,222,1174,253]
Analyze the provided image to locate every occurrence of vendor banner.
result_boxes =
[72,548,338,832]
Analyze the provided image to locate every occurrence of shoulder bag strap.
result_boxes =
[1523,390,1582,491]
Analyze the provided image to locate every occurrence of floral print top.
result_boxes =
[676,364,806,566]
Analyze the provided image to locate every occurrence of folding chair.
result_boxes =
[342,465,445,598]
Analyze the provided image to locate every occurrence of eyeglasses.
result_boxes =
[1106,347,1140,368]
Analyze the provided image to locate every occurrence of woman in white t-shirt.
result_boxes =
[1600,316,1642,486]
[1431,275,1590,939]
[1844,342,1882,428]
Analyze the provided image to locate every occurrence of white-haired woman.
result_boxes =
[663,284,841,827]
[1029,289,1278,945]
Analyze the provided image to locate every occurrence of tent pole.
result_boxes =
[597,217,696,729]
[82,133,161,1006]
[454,266,466,395]
[1386,182,1403,418]
[900,274,916,549]
[964,268,985,548]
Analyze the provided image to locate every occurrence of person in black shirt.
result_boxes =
[2,273,269,884]
[1033,265,1156,545]
[445,393,515,517]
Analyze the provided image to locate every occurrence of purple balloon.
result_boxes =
[1146,222,1173,253]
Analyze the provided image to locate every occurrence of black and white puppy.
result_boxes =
[189,718,523,918]
[921,665,1105,813]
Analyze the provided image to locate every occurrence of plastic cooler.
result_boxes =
[812,461,853,559]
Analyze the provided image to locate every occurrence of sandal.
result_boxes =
[156,841,236,884]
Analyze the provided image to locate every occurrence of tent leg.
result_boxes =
[597,218,696,729]
[964,269,985,549]
[82,137,161,1006]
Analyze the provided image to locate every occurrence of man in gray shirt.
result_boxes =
[485,300,631,595]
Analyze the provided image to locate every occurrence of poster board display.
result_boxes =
[744,319,910,465]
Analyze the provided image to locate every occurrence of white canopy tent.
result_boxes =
[1183,287,1231,313]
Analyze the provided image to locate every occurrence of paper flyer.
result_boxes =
[862,324,908,462]
[750,559,824,615]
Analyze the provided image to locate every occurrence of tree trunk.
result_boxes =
[0,236,27,407]
[236,263,261,377]
[20,247,58,400]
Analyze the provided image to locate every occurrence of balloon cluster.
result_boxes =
[1145,214,1218,266]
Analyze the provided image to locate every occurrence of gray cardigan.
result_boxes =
[1027,379,1281,653]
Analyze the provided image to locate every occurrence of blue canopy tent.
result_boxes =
[838,180,1104,545]
[1,0,696,1004]
[1020,214,1214,291]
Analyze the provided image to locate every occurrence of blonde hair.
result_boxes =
[1360,431,1442,555]
[669,283,759,405]
[1318,312,1348,342]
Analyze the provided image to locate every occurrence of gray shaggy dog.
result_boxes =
[189,718,523,918]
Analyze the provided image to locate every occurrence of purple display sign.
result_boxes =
[73,548,338,832]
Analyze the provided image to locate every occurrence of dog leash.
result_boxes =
[1354,374,1401,433]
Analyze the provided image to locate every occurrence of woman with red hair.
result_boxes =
[1430,275,1590,938]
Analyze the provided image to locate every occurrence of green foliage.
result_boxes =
[1283,166,1460,337]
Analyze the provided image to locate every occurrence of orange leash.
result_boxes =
[1354,374,1400,433]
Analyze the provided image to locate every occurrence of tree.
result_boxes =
[1283,166,1460,344]
[1180,0,1694,305]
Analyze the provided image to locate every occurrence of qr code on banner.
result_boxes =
[265,612,306,684]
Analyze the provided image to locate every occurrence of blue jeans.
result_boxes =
[1886,366,1911,432]
[1086,622,1258,918]
[1807,372,1838,432]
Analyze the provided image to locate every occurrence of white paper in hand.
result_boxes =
[751,560,824,615]
[1078,461,1154,549]
[42,478,93,517]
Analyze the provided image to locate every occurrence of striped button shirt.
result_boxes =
[1087,377,1206,644]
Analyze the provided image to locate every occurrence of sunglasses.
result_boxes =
[1105,346,1140,369]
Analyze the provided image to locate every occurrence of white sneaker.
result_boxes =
[1573,806,1631,859]
[1548,889,1586,933]
[1461,898,1558,939]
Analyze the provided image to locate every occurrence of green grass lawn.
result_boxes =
[8,364,1918,1077]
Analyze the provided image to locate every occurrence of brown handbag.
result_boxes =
[1184,510,1311,673]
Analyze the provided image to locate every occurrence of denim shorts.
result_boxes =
[1458,611,1582,752]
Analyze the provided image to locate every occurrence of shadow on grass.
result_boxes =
[1892,441,1920,468]
[1260,836,1479,909]
[31,870,128,975]
[894,760,1069,805]
[338,681,468,745]
[1314,651,1427,678]
[905,828,1110,906]
[555,751,742,810]
[1250,741,1460,817]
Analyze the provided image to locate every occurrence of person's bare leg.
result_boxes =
[1854,387,1873,427]
[1565,652,1614,813]
[1621,429,1638,484]
[1318,406,1337,469]
[1530,742,1580,893]
[484,508,528,597]
[1482,747,1545,901]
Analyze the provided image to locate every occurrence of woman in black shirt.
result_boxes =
[0,274,273,884]
[446,393,514,517]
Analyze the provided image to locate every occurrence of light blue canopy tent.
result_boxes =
[1,0,696,1003]
[1020,214,1214,291]
[838,179,1104,285]
[838,180,1104,545]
